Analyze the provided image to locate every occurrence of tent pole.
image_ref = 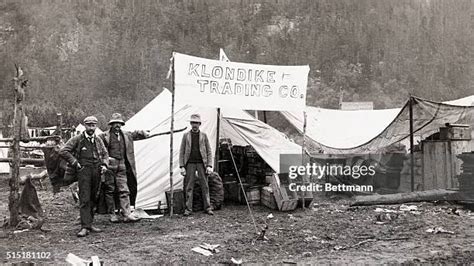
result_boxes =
[409,96,415,192]
[214,108,221,172]
[169,55,175,216]
[302,111,307,209]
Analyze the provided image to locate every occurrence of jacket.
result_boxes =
[59,132,109,168]
[179,130,213,168]
[98,129,147,181]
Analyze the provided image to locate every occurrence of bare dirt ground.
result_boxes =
[0,175,473,264]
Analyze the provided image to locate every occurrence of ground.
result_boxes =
[0,174,473,264]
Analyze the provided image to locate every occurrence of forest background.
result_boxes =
[0,0,472,127]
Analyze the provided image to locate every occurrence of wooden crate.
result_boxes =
[270,174,297,211]
[165,189,185,214]
[440,125,471,140]
[261,186,277,209]
[246,186,261,205]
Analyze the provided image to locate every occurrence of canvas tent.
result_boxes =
[281,95,474,154]
[123,90,301,210]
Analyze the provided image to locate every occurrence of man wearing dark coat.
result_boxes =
[59,116,109,237]
[98,113,149,222]
[179,113,214,216]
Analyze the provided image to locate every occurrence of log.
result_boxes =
[350,189,462,206]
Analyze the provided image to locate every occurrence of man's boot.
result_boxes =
[77,228,89,237]
[89,226,102,233]
[109,214,120,223]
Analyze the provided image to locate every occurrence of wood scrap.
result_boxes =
[351,189,461,206]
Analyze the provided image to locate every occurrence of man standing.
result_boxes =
[59,116,108,237]
[179,114,214,216]
[99,113,149,223]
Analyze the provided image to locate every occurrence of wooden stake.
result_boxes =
[214,108,221,173]
[301,111,307,209]
[409,96,415,192]
[9,65,25,227]
[169,55,175,217]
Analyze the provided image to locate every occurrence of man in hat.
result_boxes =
[59,116,109,237]
[98,113,149,223]
[179,113,214,216]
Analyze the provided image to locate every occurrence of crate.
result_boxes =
[261,186,277,209]
[270,174,298,211]
[440,125,471,140]
[165,189,185,214]
[246,186,260,205]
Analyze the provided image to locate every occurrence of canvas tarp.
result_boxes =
[124,90,301,210]
[281,96,474,154]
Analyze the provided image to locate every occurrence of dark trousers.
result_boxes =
[185,163,211,212]
[104,158,131,216]
[77,163,100,229]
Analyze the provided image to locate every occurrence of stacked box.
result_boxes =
[246,146,272,186]
[457,152,474,200]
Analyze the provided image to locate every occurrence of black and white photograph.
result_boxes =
[0,0,473,264]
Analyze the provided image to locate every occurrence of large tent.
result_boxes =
[281,95,474,154]
[123,90,302,210]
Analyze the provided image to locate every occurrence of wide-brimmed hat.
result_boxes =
[189,114,202,123]
[83,116,98,125]
[108,113,125,125]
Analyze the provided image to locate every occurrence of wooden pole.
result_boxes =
[409,96,415,192]
[169,55,175,216]
[56,113,63,138]
[9,65,25,227]
[301,111,307,209]
[214,108,221,173]
[263,111,267,124]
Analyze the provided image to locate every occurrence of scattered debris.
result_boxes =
[231,257,242,264]
[257,224,269,241]
[426,227,455,235]
[192,243,220,256]
[13,229,29,234]
[267,213,274,219]
[374,208,398,213]
[399,204,418,212]
[302,251,312,257]
[66,253,102,266]
[199,243,220,253]
[192,247,213,256]
[449,207,460,216]
[334,239,377,250]
[375,213,398,224]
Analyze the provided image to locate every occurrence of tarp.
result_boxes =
[125,90,301,210]
[282,95,474,154]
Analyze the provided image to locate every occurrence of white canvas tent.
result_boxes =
[123,89,301,210]
[281,95,474,154]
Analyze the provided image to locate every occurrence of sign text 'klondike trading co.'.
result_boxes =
[173,52,310,111]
